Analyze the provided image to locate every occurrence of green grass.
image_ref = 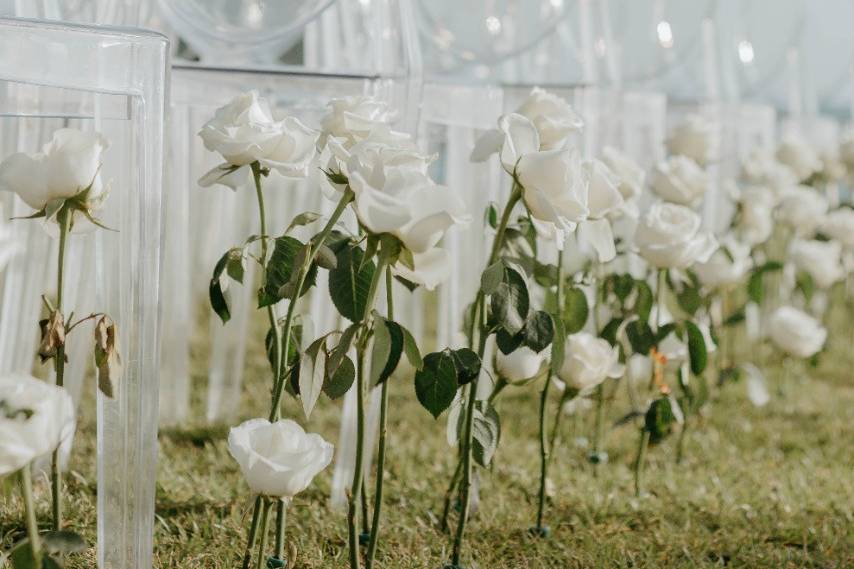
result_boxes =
[2,310,853,568]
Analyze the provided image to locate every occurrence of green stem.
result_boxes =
[648,269,666,391]
[360,479,369,536]
[590,266,605,474]
[272,500,288,566]
[20,467,42,566]
[547,390,570,466]
[51,206,70,532]
[676,417,688,465]
[440,458,464,533]
[534,248,563,532]
[256,498,272,569]
[241,496,263,569]
[347,255,389,569]
[365,267,395,568]
[451,185,522,566]
[268,188,354,422]
[633,429,650,498]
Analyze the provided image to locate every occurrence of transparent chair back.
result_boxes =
[0,17,168,569]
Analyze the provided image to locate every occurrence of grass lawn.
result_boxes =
[2,309,853,568]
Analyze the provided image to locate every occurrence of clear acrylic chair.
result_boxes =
[0,17,169,568]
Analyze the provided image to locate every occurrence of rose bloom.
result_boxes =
[767,306,826,359]
[228,418,333,499]
[735,186,775,246]
[666,114,720,166]
[319,96,395,148]
[0,374,76,476]
[694,235,752,288]
[576,158,624,262]
[558,333,624,392]
[776,135,822,182]
[788,238,845,289]
[777,186,829,236]
[649,155,710,207]
[601,146,645,217]
[494,346,546,385]
[515,87,584,150]
[0,128,108,215]
[198,91,318,189]
[347,146,469,289]
[634,202,717,269]
[821,208,854,250]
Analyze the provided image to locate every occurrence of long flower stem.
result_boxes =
[534,248,563,533]
[241,496,263,569]
[675,416,689,465]
[633,430,650,498]
[365,267,395,568]
[440,458,464,532]
[348,255,390,569]
[51,206,71,532]
[256,498,272,569]
[547,391,570,466]
[590,266,605,475]
[272,500,288,566]
[451,185,522,566]
[20,467,42,566]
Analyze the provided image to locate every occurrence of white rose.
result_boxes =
[767,306,826,359]
[694,235,752,288]
[776,135,822,182]
[626,354,653,386]
[228,418,333,499]
[735,186,775,246]
[602,146,645,213]
[741,149,798,195]
[666,114,720,166]
[821,208,854,249]
[320,96,395,148]
[347,153,469,290]
[0,374,76,476]
[576,159,623,262]
[557,333,624,392]
[494,346,546,385]
[788,238,845,289]
[634,202,717,269]
[514,87,583,150]
[0,128,108,214]
[198,91,318,189]
[777,186,829,236]
[649,156,710,207]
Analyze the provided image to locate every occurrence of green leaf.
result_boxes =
[328,245,376,322]
[286,211,321,233]
[209,258,231,324]
[796,271,814,302]
[522,311,554,353]
[685,321,707,375]
[550,317,566,375]
[371,316,404,385]
[600,317,623,346]
[676,285,702,316]
[323,355,355,399]
[362,234,380,270]
[485,202,499,229]
[225,248,245,284]
[414,351,459,418]
[259,236,317,307]
[723,307,746,327]
[450,348,481,385]
[626,320,655,355]
[495,327,523,355]
[644,396,676,444]
[563,287,589,334]
[472,403,500,467]
[298,339,327,418]
[612,274,635,303]
[490,267,529,334]
[394,275,419,292]
[326,324,359,379]
[480,260,505,295]
[654,322,677,345]
[314,245,338,270]
[634,280,653,322]
[399,324,423,370]
[533,262,558,288]
[747,270,764,304]
[42,530,87,555]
